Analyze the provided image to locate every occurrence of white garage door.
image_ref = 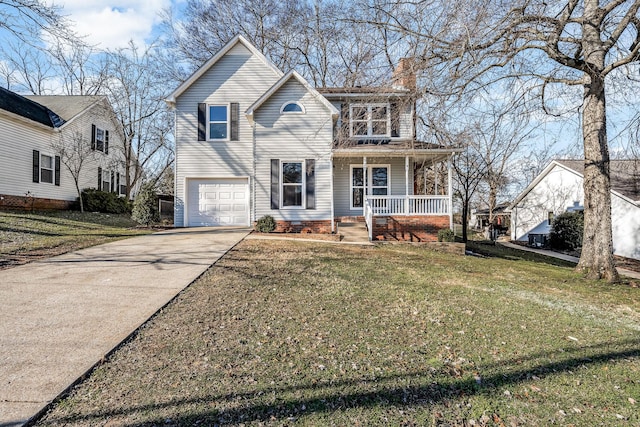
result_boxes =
[187,178,249,226]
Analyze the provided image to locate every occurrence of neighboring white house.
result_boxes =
[0,87,128,210]
[167,35,460,241]
[509,159,640,260]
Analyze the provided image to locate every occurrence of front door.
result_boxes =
[350,165,389,210]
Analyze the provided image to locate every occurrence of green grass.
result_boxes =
[37,240,639,426]
[0,210,151,267]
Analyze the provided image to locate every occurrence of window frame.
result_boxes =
[40,153,54,184]
[349,103,391,137]
[280,101,305,114]
[350,164,390,210]
[280,160,305,209]
[207,104,230,141]
[95,126,106,152]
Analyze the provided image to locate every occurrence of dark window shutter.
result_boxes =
[340,102,349,137]
[32,150,40,183]
[197,103,206,141]
[306,159,315,209]
[230,102,239,141]
[105,130,109,154]
[91,124,96,150]
[97,167,102,190]
[111,170,115,192]
[271,159,280,209]
[117,173,121,195]
[391,102,400,138]
[54,155,61,186]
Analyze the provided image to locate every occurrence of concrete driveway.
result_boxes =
[0,227,250,427]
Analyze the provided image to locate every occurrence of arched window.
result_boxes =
[280,101,305,114]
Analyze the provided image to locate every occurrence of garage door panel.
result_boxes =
[187,178,249,226]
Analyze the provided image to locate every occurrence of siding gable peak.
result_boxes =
[166,35,284,107]
[245,70,339,123]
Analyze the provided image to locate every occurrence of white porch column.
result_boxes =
[363,156,367,214]
[448,154,453,229]
[405,156,410,215]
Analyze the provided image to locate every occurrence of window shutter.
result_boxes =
[197,103,206,141]
[91,124,96,150]
[271,159,280,209]
[117,173,121,195]
[305,159,315,209]
[390,102,400,138]
[340,102,349,138]
[98,167,102,190]
[230,102,239,141]
[54,155,61,186]
[105,130,109,154]
[32,150,40,183]
[111,170,115,193]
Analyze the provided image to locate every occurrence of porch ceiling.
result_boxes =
[332,147,460,162]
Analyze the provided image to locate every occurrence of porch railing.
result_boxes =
[366,195,450,216]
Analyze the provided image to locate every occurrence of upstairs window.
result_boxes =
[91,125,109,154]
[280,101,305,114]
[350,103,390,137]
[208,105,228,140]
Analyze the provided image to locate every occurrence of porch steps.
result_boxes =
[338,222,370,243]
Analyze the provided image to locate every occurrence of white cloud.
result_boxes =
[52,1,172,49]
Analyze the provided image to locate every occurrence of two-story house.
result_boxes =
[167,35,458,241]
[0,87,128,210]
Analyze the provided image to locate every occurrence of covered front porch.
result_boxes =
[331,147,457,241]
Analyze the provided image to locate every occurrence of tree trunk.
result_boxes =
[461,194,469,243]
[576,0,618,283]
[576,74,618,282]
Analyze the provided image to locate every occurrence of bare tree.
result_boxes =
[365,0,640,282]
[51,130,96,212]
[104,41,175,199]
[0,0,75,46]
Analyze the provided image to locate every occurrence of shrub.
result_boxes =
[80,189,131,214]
[132,183,160,226]
[549,211,583,251]
[255,215,276,233]
[437,228,455,242]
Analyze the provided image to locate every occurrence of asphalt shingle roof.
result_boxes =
[556,159,640,201]
[0,87,65,128]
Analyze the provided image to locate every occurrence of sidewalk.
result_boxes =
[0,227,250,427]
[498,241,640,280]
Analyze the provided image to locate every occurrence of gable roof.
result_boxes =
[0,87,65,128]
[166,35,284,106]
[245,70,339,121]
[510,159,640,209]
[24,95,104,123]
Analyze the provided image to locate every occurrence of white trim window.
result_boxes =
[208,105,229,140]
[40,154,54,184]
[350,164,390,209]
[280,101,305,114]
[281,161,305,208]
[350,103,390,137]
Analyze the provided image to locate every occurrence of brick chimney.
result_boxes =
[392,57,416,90]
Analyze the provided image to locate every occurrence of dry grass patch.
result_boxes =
[38,240,639,426]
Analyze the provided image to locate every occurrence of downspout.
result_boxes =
[252,117,257,226]
[448,154,453,230]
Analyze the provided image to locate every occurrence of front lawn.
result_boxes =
[38,240,639,426]
[0,210,151,269]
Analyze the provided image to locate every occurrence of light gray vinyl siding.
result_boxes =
[173,42,281,226]
[333,157,412,217]
[0,99,126,203]
[253,78,333,221]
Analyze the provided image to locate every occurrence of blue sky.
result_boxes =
[52,0,179,48]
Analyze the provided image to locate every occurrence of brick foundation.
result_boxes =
[372,215,450,242]
[0,193,74,211]
[271,220,333,234]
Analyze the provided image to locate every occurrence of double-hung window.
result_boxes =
[350,103,390,137]
[281,161,304,208]
[208,105,229,140]
[40,154,54,184]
